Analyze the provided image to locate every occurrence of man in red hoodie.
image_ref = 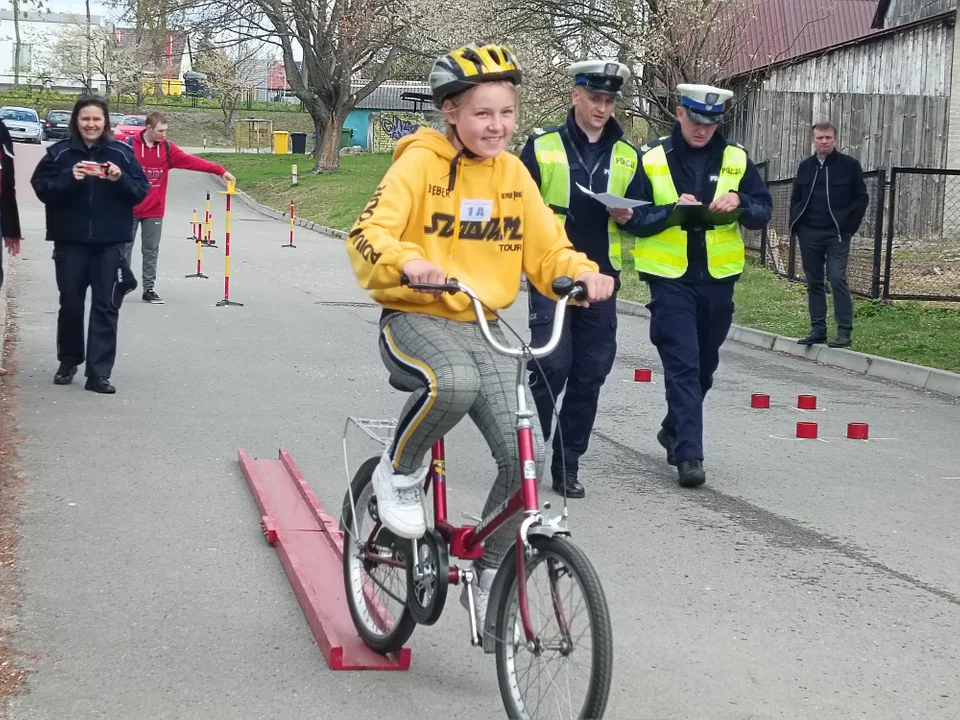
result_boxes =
[124,111,236,304]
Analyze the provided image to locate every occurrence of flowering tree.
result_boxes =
[193,41,268,132]
[36,19,151,97]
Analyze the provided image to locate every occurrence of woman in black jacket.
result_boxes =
[30,96,150,394]
[0,119,24,377]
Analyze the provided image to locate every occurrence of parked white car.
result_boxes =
[0,106,43,144]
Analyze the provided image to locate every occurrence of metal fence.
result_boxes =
[884,168,960,302]
[745,164,959,302]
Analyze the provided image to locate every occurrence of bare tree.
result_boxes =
[10,0,48,86]
[104,0,197,96]
[12,0,23,86]
[496,0,843,137]
[189,0,425,171]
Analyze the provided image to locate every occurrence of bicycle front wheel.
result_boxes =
[494,534,614,719]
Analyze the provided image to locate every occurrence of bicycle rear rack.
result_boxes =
[342,416,397,483]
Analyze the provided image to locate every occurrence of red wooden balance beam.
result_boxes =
[238,447,411,671]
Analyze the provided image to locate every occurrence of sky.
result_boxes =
[44,0,117,20]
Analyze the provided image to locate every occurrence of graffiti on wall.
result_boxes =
[370,112,444,153]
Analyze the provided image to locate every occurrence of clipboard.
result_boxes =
[665,203,743,229]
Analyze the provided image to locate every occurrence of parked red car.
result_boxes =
[113,115,147,141]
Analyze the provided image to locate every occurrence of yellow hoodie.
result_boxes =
[346,128,599,322]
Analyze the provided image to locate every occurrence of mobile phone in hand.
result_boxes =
[80,161,109,178]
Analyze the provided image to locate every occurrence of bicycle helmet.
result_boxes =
[428,43,523,108]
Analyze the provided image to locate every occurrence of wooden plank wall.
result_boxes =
[883,0,956,28]
[726,19,953,180]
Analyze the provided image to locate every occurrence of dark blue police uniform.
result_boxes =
[631,85,772,486]
[519,60,645,498]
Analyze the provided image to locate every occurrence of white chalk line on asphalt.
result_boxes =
[768,435,898,443]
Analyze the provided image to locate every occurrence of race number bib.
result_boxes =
[461,199,493,222]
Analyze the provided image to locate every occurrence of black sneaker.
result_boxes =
[53,363,78,385]
[84,376,116,394]
[677,460,706,487]
[142,290,164,304]
[657,428,677,466]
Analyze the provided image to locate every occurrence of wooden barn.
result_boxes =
[715,1,960,302]
[725,0,957,180]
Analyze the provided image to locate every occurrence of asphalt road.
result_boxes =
[3,140,960,719]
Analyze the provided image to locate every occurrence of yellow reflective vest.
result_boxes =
[635,138,747,279]
[532,130,638,271]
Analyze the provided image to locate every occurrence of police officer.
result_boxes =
[519,59,647,498]
[631,84,772,487]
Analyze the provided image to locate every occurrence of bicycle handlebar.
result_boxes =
[399,274,586,359]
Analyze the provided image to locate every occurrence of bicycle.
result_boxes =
[339,276,613,719]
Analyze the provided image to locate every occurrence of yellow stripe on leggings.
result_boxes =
[382,325,438,471]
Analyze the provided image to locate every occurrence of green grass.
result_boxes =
[202,152,392,231]
[204,152,960,374]
[619,260,960,373]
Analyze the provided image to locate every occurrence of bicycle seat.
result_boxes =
[388,373,420,393]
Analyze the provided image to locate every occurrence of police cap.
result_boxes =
[568,60,631,96]
[677,83,734,125]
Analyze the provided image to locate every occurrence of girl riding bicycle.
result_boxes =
[346,42,614,627]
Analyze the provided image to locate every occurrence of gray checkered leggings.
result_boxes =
[379,311,543,571]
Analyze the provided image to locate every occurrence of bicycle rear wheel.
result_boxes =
[341,456,417,654]
[494,534,613,719]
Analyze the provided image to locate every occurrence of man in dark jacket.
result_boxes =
[519,59,647,498]
[789,121,868,348]
[0,119,23,377]
[630,84,772,487]
[30,96,150,394]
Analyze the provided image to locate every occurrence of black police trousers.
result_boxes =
[647,278,735,463]
[528,286,618,475]
[53,242,127,378]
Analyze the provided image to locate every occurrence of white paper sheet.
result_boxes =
[576,183,651,210]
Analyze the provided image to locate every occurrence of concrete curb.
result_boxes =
[221,175,350,240]
[617,297,960,399]
[233,186,960,401]
[0,255,13,377]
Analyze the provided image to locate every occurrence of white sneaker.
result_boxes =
[371,452,427,539]
[461,567,497,631]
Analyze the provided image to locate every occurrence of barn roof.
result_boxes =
[724,0,881,78]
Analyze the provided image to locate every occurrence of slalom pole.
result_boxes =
[186,208,208,279]
[282,201,296,248]
[216,180,243,307]
[204,191,217,247]
[188,208,198,240]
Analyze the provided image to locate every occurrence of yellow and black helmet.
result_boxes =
[428,43,523,108]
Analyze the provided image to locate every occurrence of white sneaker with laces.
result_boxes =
[461,566,498,631]
[371,452,428,539]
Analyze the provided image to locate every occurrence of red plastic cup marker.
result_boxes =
[796,421,818,439]
[634,368,652,382]
[751,393,770,408]
[847,422,869,440]
[797,394,817,410]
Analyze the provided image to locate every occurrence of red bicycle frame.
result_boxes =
[422,402,541,642]
[423,428,539,561]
